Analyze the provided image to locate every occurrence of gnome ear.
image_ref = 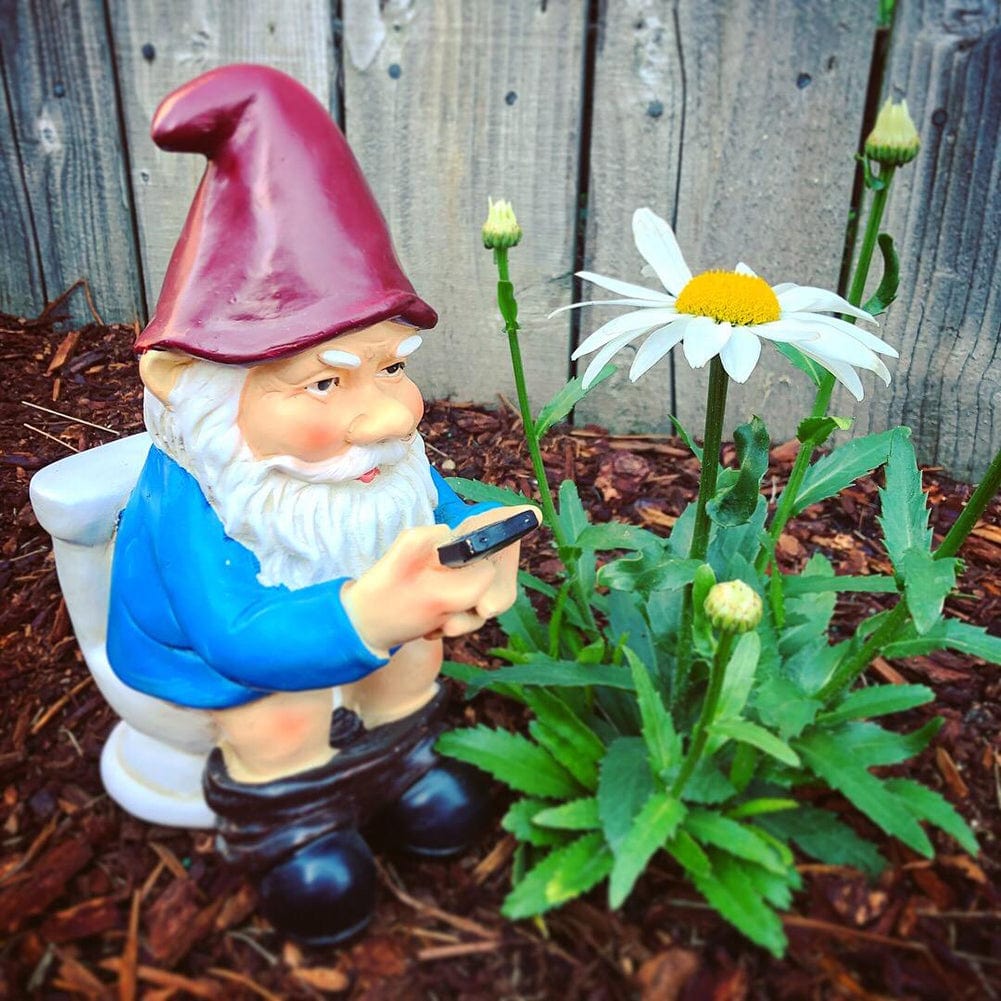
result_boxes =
[139,350,196,403]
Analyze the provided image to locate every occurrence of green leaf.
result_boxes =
[464,658,635,696]
[797,415,854,449]
[753,674,822,741]
[775,342,826,389]
[691,563,718,659]
[608,793,686,907]
[670,415,705,461]
[523,689,606,771]
[779,554,837,658]
[497,585,548,652]
[688,852,788,956]
[576,522,664,553]
[557,479,590,543]
[497,278,519,328]
[878,429,931,567]
[529,720,599,790]
[684,810,786,874]
[626,648,681,776]
[608,589,658,683]
[534,366,616,439]
[502,799,566,846]
[899,548,958,634]
[795,729,933,855]
[758,805,886,878]
[598,554,703,594]
[727,798,798,820]
[707,416,770,527]
[502,833,613,919]
[664,829,712,879]
[794,428,898,513]
[883,778,979,855]
[446,476,534,508]
[714,632,761,721]
[882,618,1001,664]
[862,233,899,317]
[436,727,581,798]
[780,574,898,595]
[820,684,934,725]
[682,760,738,804]
[532,797,601,831]
[813,719,942,767]
[598,737,654,852]
[711,719,801,767]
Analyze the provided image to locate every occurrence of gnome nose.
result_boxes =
[345,394,416,445]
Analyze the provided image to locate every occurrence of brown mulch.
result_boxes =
[1,303,999,1001]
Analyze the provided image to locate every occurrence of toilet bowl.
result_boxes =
[29,433,217,828]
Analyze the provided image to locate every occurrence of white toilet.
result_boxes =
[30,433,217,828]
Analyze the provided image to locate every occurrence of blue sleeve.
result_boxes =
[154,461,387,691]
[431,467,500,529]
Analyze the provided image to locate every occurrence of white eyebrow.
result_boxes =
[319,348,362,369]
[396,334,423,358]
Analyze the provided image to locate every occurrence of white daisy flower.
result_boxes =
[555,208,898,401]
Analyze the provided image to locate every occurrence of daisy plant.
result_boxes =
[440,105,1001,957]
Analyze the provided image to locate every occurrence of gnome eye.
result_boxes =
[306,376,338,397]
[379,361,406,377]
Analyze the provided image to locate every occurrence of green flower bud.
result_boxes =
[864,98,920,168]
[703,580,762,634]
[482,197,522,250]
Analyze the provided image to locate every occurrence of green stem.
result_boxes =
[671,630,736,797]
[675,358,730,698]
[846,165,895,312]
[934,445,1001,560]
[494,248,598,636]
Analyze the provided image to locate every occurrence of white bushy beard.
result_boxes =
[144,360,438,590]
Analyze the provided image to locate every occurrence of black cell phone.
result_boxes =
[437,510,538,567]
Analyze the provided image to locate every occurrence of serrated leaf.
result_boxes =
[711,719,801,767]
[795,729,933,855]
[707,416,770,527]
[576,521,664,553]
[437,727,580,798]
[758,805,886,877]
[780,574,899,595]
[608,793,686,907]
[464,658,634,696]
[529,720,599,790]
[558,479,590,543]
[534,364,617,439]
[684,810,785,874]
[878,430,931,567]
[664,829,712,878]
[820,684,934,725]
[862,233,899,317]
[501,799,566,846]
[883,778,979,855]
[446,476,534,508]
[497,585,548,652]
[682,760,738,804]
[753,674,822,740]
[775,342,826,389]
[608,589,659,684]
[779,553,837,659]
[817,718,943,766]
[626,647,681,775]
[523,689,606,769]
[532,797,601,831]
[795,429,897,513]
[502,833,613,919]
[598,553,703,594]
[899,548,958,634]
[882,619,1001,664]
[797,415,854,448]
[714,632,761,721]
[598,737,654,852]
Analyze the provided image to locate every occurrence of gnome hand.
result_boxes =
[342,525,500,654]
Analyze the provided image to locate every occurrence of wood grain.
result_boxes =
[576,0,873,447]
[341,0,586,412]
[0,46,46,317]
[0,1,143,327]
[848,0,1001,480]
[107,0,335,313]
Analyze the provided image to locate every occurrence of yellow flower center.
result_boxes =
[674,270,780,326]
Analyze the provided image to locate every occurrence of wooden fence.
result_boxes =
[1,1,998,480]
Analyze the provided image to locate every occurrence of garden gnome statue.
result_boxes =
[106,64,536,945]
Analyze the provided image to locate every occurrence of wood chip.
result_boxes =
[292,966,351,991]
[635,947,699,1001]
[935,747,970,799]
[39,895,122,943]
[0,837,92,934]
[119,890,140,1001]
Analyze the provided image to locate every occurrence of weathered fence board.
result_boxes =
[107,0,335,312]
[0,47,46,318]
[850,0,1000,482]
[342,0,586,412]
[0,0,143,327]
[577,0,874,446]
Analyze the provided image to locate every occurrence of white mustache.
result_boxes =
[260,436,415,484]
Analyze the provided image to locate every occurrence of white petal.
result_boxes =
[629,318,693,381]
[631,208,693,296]
[784,311,899,357]
[770,282,798,294]
[682,317,731,369]
[800,352,865,401]
[548,297,675,319]
[577,270,673,302]
[719,326,762,383]
[735,261,758,277]
[572,307,680,359]
[581,330,640,388]
[776,284,875,323]
[752,318,822,344]
[808,329,888,375]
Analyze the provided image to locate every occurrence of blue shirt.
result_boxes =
[106,446,492,709]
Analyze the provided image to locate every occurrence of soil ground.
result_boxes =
[1,307,998,1000]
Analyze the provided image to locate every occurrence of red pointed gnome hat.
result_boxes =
[135,64,436,362]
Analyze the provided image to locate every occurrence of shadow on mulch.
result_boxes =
[1,310,998,1000]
